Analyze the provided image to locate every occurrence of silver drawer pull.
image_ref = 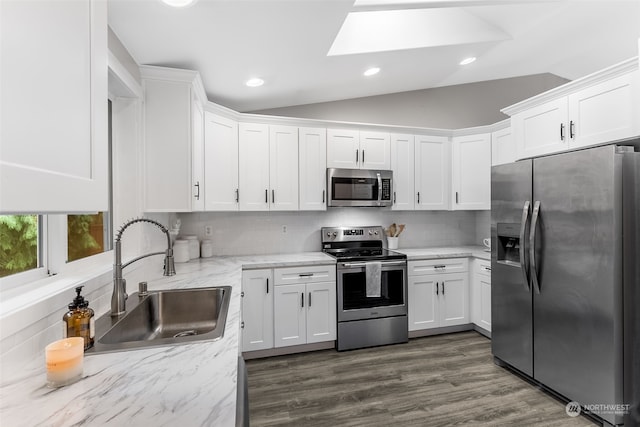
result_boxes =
[434,265,446,270]
[298,273,314,277]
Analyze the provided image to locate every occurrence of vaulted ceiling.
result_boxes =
[108,0,640,112]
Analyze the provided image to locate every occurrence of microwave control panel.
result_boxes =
[382,179,391,200]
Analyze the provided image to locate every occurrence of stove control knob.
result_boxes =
[332,232,337,237]
[368,231,373,235]
[374,231,378,235]
[326,232,331,237]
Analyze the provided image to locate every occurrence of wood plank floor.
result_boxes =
[246,331,598,426]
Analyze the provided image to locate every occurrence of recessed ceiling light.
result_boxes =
[246,78,265,87]
[161,0,197,7]
[459,57,477,65]
[364,67,380,77]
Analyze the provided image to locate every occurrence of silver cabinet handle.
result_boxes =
[417,192,420,204]
[434,265,446,270]
[272,189,275,204]
[560,123,565,141]
[194,182,200,200]
[265,189,268,203]
[298,273,313,277]
[455,191,459,204]
[529,201,541,294]
[362,150,365,164]
[235,188,239,203]
[322,190,325,203]
[301,292,304,308]
[393,191,396,204]
[308,292,312,307]
[266,278,269,294]
[356,149,359,164]
[442,281,445,295]
[570,120,575,139]
[520,201,531,291]
[436,282,439,296]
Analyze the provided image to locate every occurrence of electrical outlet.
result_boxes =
[282,225,287,233]
[204,225,213,237]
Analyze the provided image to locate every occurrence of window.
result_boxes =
[0,215,41,278]
[1,100,114,285]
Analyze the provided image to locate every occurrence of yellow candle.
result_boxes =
[45,337,84,388]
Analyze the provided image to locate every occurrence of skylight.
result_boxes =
[327,8,510,56]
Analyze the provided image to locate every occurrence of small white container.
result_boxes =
[184,235,200,259]
[387,236,399,250]
[201,240,213,258]
[173,240,190,263]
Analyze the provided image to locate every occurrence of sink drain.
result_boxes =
[173,330,198,338]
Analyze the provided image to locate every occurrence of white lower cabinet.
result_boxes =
[241,269,274,352]
[471,259,492,332]
[408,259,469,331]
[273,265,336,348]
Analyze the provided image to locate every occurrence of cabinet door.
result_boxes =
[491,127,516,166]
[414,135,450,210]
[299,127,327,211]
[144,80,194,212]
[439,273,468,327]
[191,98,205,211]
[360,131,391,169]
[269,125,299,211]
[408,275,439,331]
[204,113,239,211]
[306,282,337,344]
[569,71,640,149]
[479,274,492,332]
[241,269,274,352]
[239,123,270,211]
[327,129,359,169]
[274,284,307,347]
[513,98,568,159]
[391,134,415,211]
[1,0,108,213]
[451,133,491,210]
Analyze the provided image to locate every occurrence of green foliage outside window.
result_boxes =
[0,215,38,278]
[67,214,102,262]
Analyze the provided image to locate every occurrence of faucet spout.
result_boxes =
[111,218,176,317]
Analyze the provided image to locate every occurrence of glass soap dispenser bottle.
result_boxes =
[63,286,95,350]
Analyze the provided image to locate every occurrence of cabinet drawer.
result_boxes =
[476,260,491,278]
[409,258,468,276]
[274,265,336,285]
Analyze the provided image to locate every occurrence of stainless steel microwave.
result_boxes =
[327,168,393,207]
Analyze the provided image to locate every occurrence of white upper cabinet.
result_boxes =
[0,0,108,213]
[390,134,415,211]
[142,67,205,212]
[491,126,516,166]
[299,127,327,211]
[451,133,491,210]
[191,99,205,211]
[506,60,639,160]
[513,98,569,159]
[327,129,390,170]
[239,123,270,211]
[568,70,640,149]
[360,131,391,169]
[204,113,239,211]
[327,129,360,169]
[269,125,299,211]
[414,135,450,210]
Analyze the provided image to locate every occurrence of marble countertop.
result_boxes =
[397,245,490,261]
[0,248,488,427]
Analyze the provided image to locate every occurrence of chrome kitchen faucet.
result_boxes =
[111,218,176,317]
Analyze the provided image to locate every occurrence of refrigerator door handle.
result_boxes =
[529,200,541,294]
[519,201,531,291]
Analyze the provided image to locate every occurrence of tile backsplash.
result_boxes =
[177,209,483,255]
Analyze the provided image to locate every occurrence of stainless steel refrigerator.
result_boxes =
[491,144,640,426]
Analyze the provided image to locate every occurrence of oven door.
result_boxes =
[337,260,407,321]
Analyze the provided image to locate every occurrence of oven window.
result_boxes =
[342,269,404,309]
[332,178,377,201]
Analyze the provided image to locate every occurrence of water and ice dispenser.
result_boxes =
[496,223,522,266]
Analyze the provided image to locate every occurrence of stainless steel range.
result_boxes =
[322,226,408,351]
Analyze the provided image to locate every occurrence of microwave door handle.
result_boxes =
[377,173,382,203]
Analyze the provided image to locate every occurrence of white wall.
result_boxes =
[250,73,569,129]
[177,209,479,256]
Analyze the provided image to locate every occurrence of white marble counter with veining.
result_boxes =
[397,246,490,261]
[0,252,334,427]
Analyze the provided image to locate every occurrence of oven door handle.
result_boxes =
[341,261,406,268]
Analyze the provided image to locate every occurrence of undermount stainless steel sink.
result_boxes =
[87,286,231,354]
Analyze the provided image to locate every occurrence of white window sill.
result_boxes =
[0,250,144,341]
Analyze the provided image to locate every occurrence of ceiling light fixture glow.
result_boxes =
[459,57,477,65]
[161,0,197,7]
[246,78,265,87]
[364,67,380,76]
